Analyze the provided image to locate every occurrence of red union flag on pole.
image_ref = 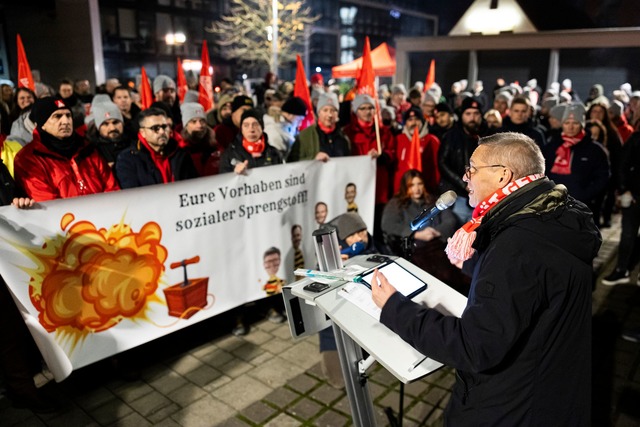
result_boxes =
[176,58,188,103]
[140,67,153,110]
[423,59,436,93]
[16,34,35,91]
[356,36,381,153]
[407,128,423,172]
[293,55,315,131]
[198,40,214,111]
[355,36,375,98]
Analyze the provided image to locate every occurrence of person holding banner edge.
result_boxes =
[372,132,598,426]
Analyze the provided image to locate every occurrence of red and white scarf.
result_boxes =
[445,174,545,262]
[242,135,265,155]
[551,130,585,175]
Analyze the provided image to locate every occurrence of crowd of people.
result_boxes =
[1,67,640,415]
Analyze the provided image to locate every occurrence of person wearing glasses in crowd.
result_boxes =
[343,93,396,247]
[372,132,599,427]
[115,108,197,189]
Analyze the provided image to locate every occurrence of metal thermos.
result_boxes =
[312,226,343,272]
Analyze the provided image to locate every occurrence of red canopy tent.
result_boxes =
[331,42,396,78]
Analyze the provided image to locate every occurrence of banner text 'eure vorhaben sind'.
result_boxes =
[0,157,375,381]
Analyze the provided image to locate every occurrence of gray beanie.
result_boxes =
[84,94,115,126]
[153,75,176,94]
[541,96,559,111]
[93,101,123,129]
[561,103,586,126]
[549,104,567,122]
[180,102,206,126]
[317,92,339,111]
[609,100,624,117]
[351,94,375,113]
[391,84,407,96]
[184,90,199,103]
[329,212,367,241]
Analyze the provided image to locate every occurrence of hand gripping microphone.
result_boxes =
[410,190,457,231]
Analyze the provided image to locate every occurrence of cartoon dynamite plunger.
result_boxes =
[163,256,209,319]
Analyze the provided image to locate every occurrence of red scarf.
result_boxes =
[242,135,265,155]
[139,134,174,184]
[551,130,585,175]
[357,118,374,130]
[445,174,544,262]
[318,122,336,134]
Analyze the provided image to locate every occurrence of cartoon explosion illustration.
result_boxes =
[18,213,168,347]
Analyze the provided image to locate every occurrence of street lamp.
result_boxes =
[165,32,186,46]
[271,0,278,76]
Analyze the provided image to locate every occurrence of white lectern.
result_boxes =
[282,255,467,426]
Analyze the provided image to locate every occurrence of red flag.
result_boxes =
[293,55,315,131]
[356,36,382,153]
[140,67,153,110]
[423,59,435,93]
[355,37,375,98]
[176,58,188,103]
[407,128,422,172]
[16,34,34,92]
[198,41,214,111]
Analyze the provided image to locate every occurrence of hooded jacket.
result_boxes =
[380,178,600,426]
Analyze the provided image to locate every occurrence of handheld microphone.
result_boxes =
[410,190,457,231]
[341,241,365,257]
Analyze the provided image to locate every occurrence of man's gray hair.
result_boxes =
[478,132,545,178]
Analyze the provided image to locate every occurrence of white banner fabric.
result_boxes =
[0,157,375,381]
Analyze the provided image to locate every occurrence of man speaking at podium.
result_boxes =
[372,132,600,426]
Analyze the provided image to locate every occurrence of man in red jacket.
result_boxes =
[394,106,440,195]
[14,97,120,201]
[342,93,395,246]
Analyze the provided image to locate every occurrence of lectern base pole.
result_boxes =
[333,322,377,426]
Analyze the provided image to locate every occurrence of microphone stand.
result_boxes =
[401,230,416,261]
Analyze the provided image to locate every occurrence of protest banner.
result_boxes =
[0,157,375,381]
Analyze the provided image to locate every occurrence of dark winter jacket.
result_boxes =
[115,137,198,189]
[497,116,547,147]
[543,132,610,205]
[380,178,600,426]
[219,133,283,174]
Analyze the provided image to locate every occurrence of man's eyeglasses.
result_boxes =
[464,164,505,179]
[141,124,169,133]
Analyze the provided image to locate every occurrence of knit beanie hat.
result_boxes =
[609,100,624,117]
[391,84,407,96]
[434,102,453,115]
[153,75,176,94]
[93,101,123,129]
[180,102,206,126]
[30,97,69,129]
[549,104,567,122]
[184,90,200,103]
[329,212,367,241]
[494,90,513,105]
[281,96,308,116]
[231,95,254,113]
[562,103,586,126]
[351,94,375,113]
[317,92,339,111]
[403,106,425,124]
[541,96,559,111]
[240,109,264,130]
[460,97,482,114]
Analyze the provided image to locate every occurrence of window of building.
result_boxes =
[118,8,137,39]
